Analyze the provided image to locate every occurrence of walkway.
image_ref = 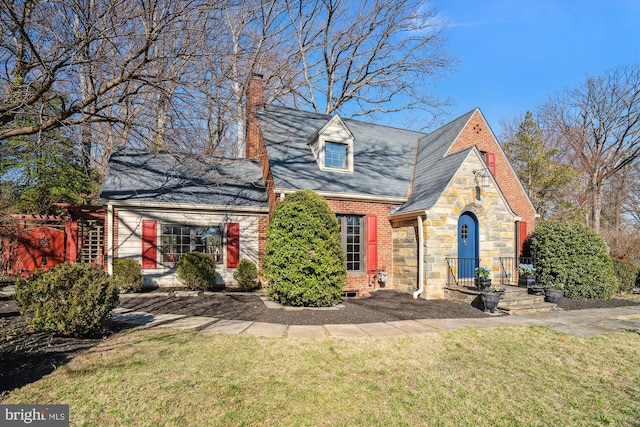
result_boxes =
[112,305,640,338]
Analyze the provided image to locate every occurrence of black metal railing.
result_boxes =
[499,257,535,285]
[447,257,536,287]
[446,257,479,288]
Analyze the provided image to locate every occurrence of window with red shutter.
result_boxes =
[141,220,157,269]
[226,222,240,268]
[519,221,527,254]
[366,214,378,273]
[485,152,496,176]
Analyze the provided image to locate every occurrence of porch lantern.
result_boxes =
[473,168,490,188]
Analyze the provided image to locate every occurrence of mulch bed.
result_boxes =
[117,290,494,325]
[2,289,639,398]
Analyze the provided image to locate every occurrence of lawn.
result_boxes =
[3,326,640,426]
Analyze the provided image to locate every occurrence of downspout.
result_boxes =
[413,212,426,299]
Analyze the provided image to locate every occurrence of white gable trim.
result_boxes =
[305,114,355,173]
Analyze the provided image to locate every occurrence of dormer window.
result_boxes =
[307,114,354,173]
[325,142,347,169]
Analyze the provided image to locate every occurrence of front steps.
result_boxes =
[445,284,558,315]
[497,286,558,315]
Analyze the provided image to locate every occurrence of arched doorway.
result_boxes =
[458,212,479,278]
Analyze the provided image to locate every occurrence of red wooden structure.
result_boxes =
[0,205,105,276]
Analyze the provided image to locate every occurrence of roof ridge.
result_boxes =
[264,104,427,136]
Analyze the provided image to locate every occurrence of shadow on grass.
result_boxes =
[0,316,136,399]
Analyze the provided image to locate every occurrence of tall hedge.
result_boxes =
[264,190,346,307]
[529,221,617,300]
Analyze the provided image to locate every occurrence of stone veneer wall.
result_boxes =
[392,219,419,293]
[422,152,517,299]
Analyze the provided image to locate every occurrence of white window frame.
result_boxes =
[160,224,223,265]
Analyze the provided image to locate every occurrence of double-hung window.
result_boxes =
[161,225,223,264]
[325,143,348,169]
[336,215,363,271]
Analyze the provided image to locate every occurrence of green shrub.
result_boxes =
[233,259,260,291]
[611,257,639,294]
[529,221,617,300]
[112,258,143,293]
[15,263,119,337]
[264,190,346,307]
[176,252,220,291]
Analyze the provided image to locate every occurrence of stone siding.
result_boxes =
[421,152,517,299]
[391,219,419,293]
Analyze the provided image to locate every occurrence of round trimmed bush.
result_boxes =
[112,258,143,293]
[529,221,617,300]
[15,263,119,337]
[233,259,260,291]
[177,252,220,291]
[264,190,346,307]
[611,257,639,294]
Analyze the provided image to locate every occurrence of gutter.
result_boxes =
[413,211,427,299]
[274,188,408,205]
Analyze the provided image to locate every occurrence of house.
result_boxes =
[100,74,535,298]
[100,149,268,287]
[245,74,536,299]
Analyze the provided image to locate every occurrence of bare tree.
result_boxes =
[0,0,219,162]
[283,0,451,120]
[541,66,640,233]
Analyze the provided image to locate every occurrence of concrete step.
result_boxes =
[498,302,559,315]
[499,293,546,306]
[497,285,558,315]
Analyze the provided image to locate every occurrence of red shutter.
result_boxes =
[141,220,157,269]
[226,222,240,268]
[486,152,496,176]
[519,221,527,254]
[366,214,378,273]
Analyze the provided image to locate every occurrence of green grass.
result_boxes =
[4,327,640,426]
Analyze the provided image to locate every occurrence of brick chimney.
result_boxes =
[246,73,264,159]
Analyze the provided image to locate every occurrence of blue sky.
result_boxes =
[417,0,640,137]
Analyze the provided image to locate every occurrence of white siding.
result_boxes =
[116,207,262,287]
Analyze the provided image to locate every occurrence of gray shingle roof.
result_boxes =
[259,104,478,214]
[393,110,476,214]
[258,105,425,199]
[100,149,267,209]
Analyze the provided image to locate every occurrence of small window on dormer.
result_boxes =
[325,142,347,169]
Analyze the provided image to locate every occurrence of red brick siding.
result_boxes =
[446,110,536,232]
[246,75,277,214]
[326,199,397,294]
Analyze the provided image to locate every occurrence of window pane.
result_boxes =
[325,143,347,169]
[194,226,222,264]
[161,225,190,263]
[337,215,362,271]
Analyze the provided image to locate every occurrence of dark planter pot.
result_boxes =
[518,275,536,288]
[528,285,545,296]
[544,289,563,304]
[475,277,492,292]
[480,292,502,313]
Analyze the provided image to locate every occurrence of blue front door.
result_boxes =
[458,212,478,278]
